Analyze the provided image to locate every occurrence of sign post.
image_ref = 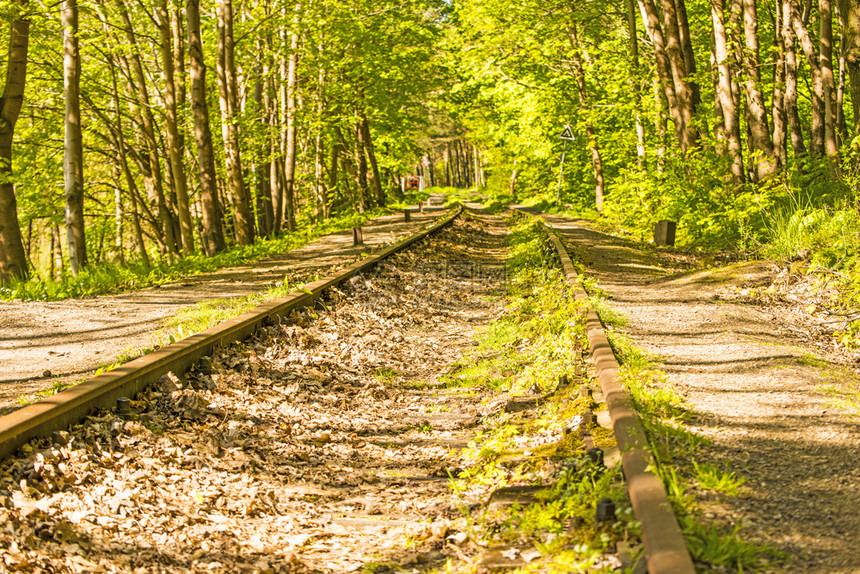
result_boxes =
[557,124,575,204]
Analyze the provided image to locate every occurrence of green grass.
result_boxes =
[438,216,633,571]
[692,462,746,495]
[1,208,389,301]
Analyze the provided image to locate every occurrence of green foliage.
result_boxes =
[692,462,746,496]
[443,216,634,567]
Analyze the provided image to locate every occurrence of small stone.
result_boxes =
[596,497,616,522]
[42,370,52,378]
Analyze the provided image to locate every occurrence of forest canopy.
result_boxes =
[1,0,859,294]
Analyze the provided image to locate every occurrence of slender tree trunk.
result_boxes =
[444,144,451,186]
[128,186,150,266]
[627,0,647,167]
[654,76,667,170]
[314,131,325,220]
[742,0,777,180]
[282,20,300,232]
[262,38,283,232]
[0,0,30,282]
[158,0,193,255]
[114,175,124,263]
[361,115,384,205]
[569,22,605,212]
[784,0,809,156]
[820,0,840,164]
[326,141,339,218]
[773,0,788,168]
[216,0,254,244]
[836,17,849,142]
[52,224,63,278]
[639,0,688,151]
[662,0,700,150]
[115,0,177,256]
[676,0,702,115]
[254,59,273,237]
[713,0,746,187]
[711,29,726,148]
[355,121,369,210]
[187,0,225,254]
[793,3,826,154]
[840,0,860,130]
[63,0,86,275]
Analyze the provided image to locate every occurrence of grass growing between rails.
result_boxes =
[436,217,640,572]
[1,208,389,301]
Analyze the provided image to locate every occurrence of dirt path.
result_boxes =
[545,215,860,573]
[0,205,449,411]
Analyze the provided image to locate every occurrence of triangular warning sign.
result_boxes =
[559,125,575,141]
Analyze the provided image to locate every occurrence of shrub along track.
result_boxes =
[0,212,652,573]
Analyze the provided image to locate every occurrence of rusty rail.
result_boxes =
[520,210,696,574]
[0,206,463,461]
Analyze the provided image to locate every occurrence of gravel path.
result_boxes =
[545,215,860,573]
[0,206,449,411]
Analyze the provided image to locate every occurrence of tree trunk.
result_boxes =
[129,186,150,266]
[326,141,339,218]
[676,0,702,114]
[63,0,86,275]
[840,0,860,130]
[115,0,178,256]
[157,0,193,255]
[742,0,777,180]
[216,0,255,244]
[836,16,849,142]
[444,144,451,186]
[0,0,30,282]
[772,0,788,168]
[569,22,605,213]
[820,0,840,163]
[114,174,124,263]
[282,20,300,232]
[654,76,667,170]
[663,0,700,150]
[784,0,809,156]
[355,122,369,210]
[187,0,225,254]
[627,0,647,167]
[639,0,688,152]
[254,66,273,237]
[713,0,746,187]
[792,3,826,155]
[361,115,384,205]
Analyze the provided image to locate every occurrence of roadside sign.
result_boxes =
[559,124,575,141]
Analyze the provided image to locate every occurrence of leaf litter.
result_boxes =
[0,214,514,573]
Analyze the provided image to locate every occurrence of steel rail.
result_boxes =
[519,209,696,574]
[0,206,463,461]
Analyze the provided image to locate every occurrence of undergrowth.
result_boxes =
[438,216,639,572]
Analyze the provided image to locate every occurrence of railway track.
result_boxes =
[0,205,693,573]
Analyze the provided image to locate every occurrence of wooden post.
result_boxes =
[404,209,411,222]
[352,227,363,246]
